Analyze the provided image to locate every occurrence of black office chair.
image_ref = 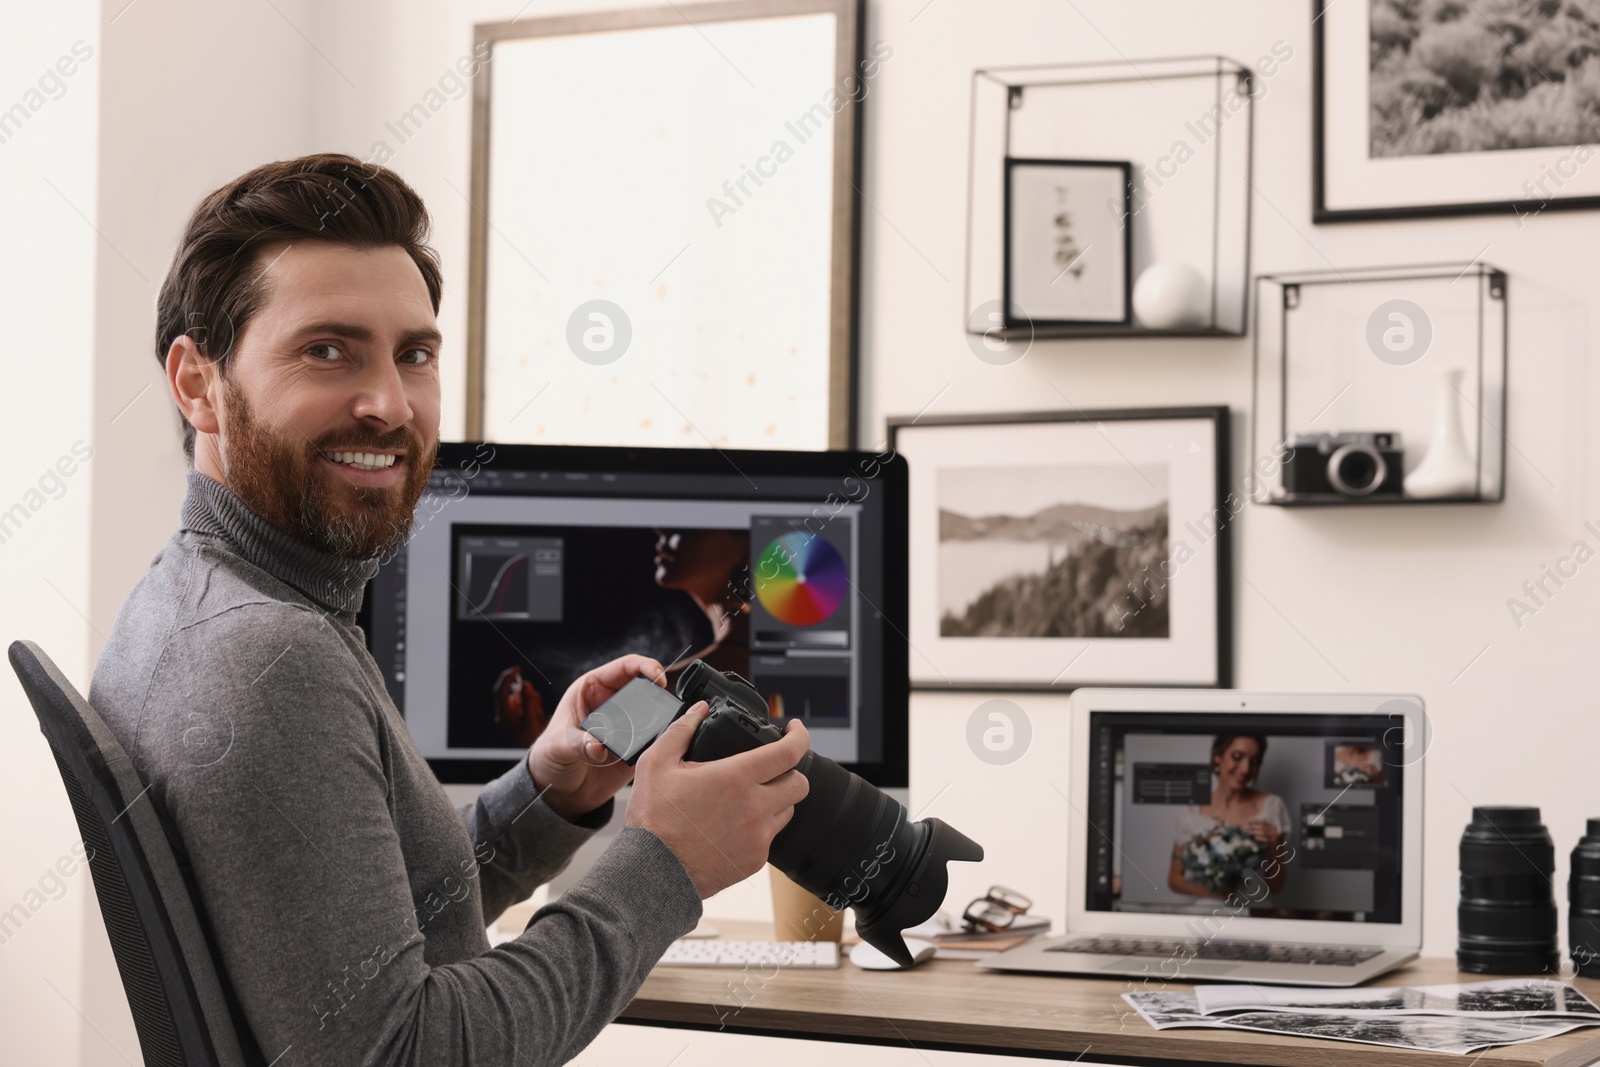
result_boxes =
[9,639,253,1067]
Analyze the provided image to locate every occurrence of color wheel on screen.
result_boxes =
[754,533,848,626]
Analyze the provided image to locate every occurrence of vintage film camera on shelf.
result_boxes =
[1281,431,1405,499]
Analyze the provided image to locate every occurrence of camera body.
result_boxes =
[1282,431,1404,499]
[682,668,793,762]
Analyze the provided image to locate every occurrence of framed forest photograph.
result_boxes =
[1315,0,1600,221]
[888,408,1232,690]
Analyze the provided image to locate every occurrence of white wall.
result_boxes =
[328,0,1600,959]
[0,3,100,1062]
[317,2,1599,1065]
[5,0,1597,1064]
[0,0,317,1061]
[78,0,320,1058]
[857,1,1599,971]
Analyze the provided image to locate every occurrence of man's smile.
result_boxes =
[318,449,407,487]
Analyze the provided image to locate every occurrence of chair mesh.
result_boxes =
[54,750,185,1067]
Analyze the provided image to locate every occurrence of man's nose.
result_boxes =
[351,358,413,430]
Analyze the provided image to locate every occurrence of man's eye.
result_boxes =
[400,347,433,365]
[307,343,344,361]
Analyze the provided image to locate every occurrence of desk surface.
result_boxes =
[618,922,1600,1067]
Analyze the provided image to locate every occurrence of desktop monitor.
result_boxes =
[358,442,909,787]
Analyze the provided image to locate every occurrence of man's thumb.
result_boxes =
[652,700,707,761]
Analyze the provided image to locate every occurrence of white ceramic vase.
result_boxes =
[1405,368,1478,499]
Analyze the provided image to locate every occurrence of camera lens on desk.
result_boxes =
[1569,819,1600,978]
[1457,806,1559,975]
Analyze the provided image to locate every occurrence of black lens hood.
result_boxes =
[853,818,984,966]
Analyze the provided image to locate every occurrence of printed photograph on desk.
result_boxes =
[1126,980,1600,1055]
[888,407,1230,688]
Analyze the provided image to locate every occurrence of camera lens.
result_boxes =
[769,750,911,904]
[1457,806,1559,974]
[1327,443,1386,496]
[677,662,983,965]
[1570,819,1600,977]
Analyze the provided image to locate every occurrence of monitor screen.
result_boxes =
[359,442,908,786]
[1084,711,1407,924]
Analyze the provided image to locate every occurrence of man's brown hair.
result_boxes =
[155,153,444,463]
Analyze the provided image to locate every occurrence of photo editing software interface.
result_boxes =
[365,453,899,778]
[1086,711,1406,924]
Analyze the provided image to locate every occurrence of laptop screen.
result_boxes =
[1085,711,1407,924]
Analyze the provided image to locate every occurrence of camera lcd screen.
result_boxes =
[580,677,686,765]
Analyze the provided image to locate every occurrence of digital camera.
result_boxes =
[676,661,984,966]
[1282,432,1404,499]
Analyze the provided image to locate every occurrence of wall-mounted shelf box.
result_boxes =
[964,55,1255,341]
[1251,263,1508,507]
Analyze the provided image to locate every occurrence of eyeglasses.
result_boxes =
[961,885,1032,933]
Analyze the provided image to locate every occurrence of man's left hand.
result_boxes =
[526,654,668,821]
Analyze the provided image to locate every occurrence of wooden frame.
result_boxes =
[465,0,863,448]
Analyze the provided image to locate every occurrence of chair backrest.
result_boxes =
[9,639,252,1067]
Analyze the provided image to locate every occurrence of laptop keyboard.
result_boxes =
[1049,936,1383,966]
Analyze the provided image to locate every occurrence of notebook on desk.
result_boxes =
[982,688,1425,987]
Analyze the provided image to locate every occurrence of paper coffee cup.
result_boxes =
[769,865,844,942]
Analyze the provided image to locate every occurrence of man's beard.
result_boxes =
[218,376,437,560]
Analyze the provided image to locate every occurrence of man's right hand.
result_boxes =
[624,701,811,899]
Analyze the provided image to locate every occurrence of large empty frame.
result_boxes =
[467,0,863,449]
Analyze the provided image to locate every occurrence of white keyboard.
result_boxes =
[657,939,840,968]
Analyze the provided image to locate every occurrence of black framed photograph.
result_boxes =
[1003,158,1132,327]
[1315,0,1600,222]
[887,407,1232,690]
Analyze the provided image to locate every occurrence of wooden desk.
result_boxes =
[618,922,1600,1067]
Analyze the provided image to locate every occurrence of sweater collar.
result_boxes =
[180,468,378,618]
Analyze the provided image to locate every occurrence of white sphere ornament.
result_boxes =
[1132,262,1209,330]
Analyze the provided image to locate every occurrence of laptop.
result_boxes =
[981,689,1425,987]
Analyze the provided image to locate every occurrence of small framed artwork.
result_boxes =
[1003,158,1132,327]
[887,407,1232,690]
[1315,0,1600,221]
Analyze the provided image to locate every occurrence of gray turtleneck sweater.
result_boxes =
[90,469,702,1067]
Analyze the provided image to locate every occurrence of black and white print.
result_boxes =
[937,463,1169,640]
[1127,979,1600,1054]
[1370,0,1600,158]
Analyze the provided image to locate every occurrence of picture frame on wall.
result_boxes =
[887,407,1232,691]
[1314,0,1600,221]
[465,0,864,449]
[1003,158,1132,327]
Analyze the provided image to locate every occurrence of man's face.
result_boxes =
[210,240,441,560]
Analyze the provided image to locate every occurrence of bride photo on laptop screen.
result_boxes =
[984,690,1423,985]
[1087,710,1407,925]
[1166,734,1292,902]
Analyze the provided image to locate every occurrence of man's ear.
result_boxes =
[167,335,222,436]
